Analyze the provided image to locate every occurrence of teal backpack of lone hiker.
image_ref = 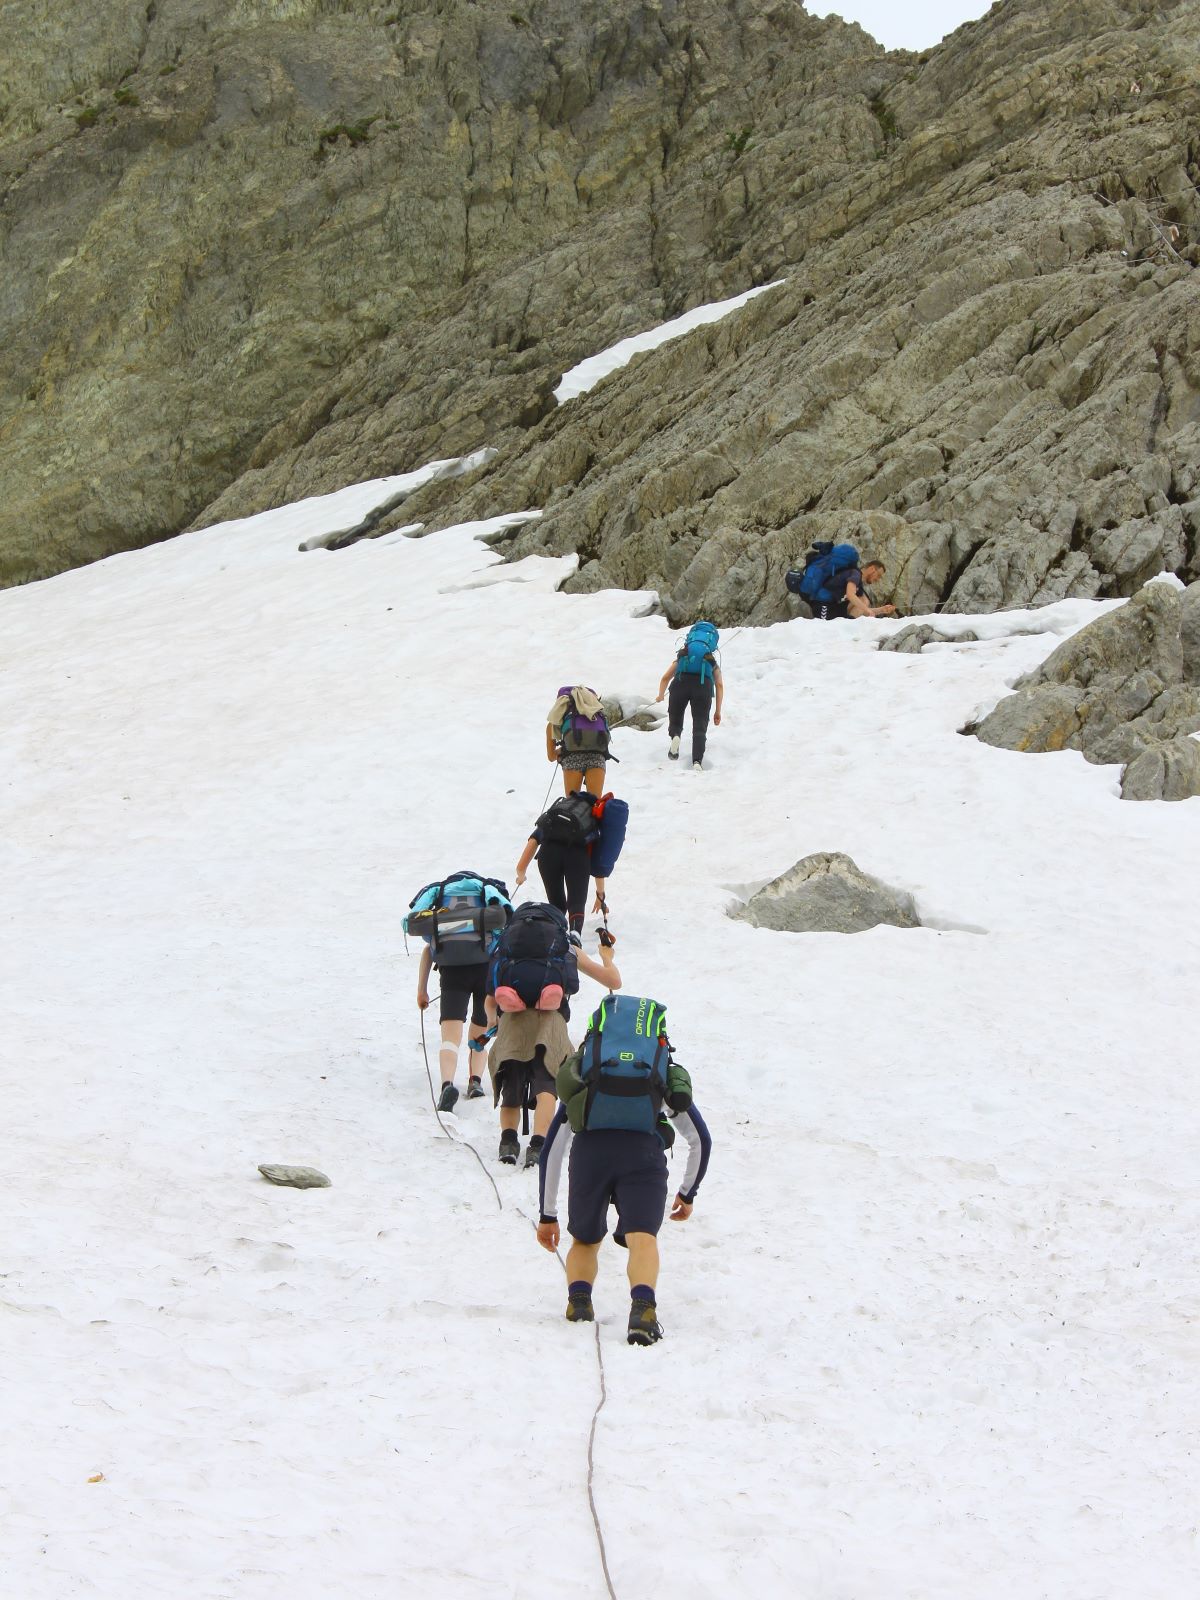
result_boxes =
[677,621,719,685]
[559,995,692,1136]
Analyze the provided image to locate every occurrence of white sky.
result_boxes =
[810,0,993,52]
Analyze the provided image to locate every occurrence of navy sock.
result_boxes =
[631,1284,656,1304]
[568,1280,593,1299]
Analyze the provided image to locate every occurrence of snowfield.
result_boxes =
[1,475,1197,1600]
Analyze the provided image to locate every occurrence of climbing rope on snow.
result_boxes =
[419,996,502,1211]
[417,1001,620,1600]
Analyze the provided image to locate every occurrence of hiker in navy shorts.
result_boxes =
[536,995,711,1345]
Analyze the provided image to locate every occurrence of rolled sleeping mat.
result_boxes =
[590,797,628,879]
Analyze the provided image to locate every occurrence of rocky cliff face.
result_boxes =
[3,0,1199,618]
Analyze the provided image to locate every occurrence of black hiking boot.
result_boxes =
[437,1081,459,1114]
[524,1134,545,1170]
[566,1289,595,1323]
[498,1130,519,1165]
[466,1075,485,1100]
[627,1299,663,1346]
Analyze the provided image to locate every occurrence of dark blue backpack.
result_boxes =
[589,796,628,879]
[490,903,579,1009]
[677,621,719,685]
[580,994,669,1134]
[797,542,859,605]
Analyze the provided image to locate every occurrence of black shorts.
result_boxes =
[438,962,491,1026]
[567,1130,668,1244]
[496,1060,557,1108]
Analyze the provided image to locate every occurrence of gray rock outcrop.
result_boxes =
[3,0,1200,620]
[878,624,980,653]
[973,578,1200,798]
[728,852,921,934]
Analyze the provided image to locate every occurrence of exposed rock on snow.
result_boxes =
[602,691,665,732]
[973,578,1200,798]
[878,624,980,654]
[258,1164,331,1189]
[728,852,921,935]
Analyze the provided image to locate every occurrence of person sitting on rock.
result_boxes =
[823,556,897,621]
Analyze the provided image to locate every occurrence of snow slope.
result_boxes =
[1,477,1197,1600]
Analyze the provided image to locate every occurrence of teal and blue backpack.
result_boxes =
[677,621,719,685]
[404,872,512,967]
[579,994,670,1134]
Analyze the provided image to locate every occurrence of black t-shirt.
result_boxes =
[822,567,866,619]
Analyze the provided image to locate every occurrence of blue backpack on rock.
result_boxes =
[796,542,860,605]
[579,995,670,1134]
[677,621,719,685]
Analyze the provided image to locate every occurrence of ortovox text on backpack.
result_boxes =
[404,872,512,966]
[578,994,669,1134]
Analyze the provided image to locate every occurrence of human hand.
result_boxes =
[714,710,722,725]
[598,930,617,953]
[536,1221,560,1252]
[515,871,526,887]
[656,690,665,702]
[417,990,430,1010]
[670,1195,693,1222]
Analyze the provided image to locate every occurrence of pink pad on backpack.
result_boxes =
[494,986,527,1013]
[535,984,564,1012]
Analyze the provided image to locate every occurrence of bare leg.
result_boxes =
[583,766,605,797]
[439,1019,464,1085]
[566,1237,602,1287]
[533,1091,557,1137]
[563,768,582,794]
[499,1106,519,1133]
[625,1232,660,1292]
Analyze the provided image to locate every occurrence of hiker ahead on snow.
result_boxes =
[656,621,723,770]
[487,906,621,1168]
[404,872,511,1114]
[536,993,711,1346]
[514,790,628,935]
[547,685,611,797]
[787,542,897,621]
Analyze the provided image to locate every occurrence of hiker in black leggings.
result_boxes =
[514,821,607,936]
[657,657,724,768]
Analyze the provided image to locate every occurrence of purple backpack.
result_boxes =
[557,686,610,759]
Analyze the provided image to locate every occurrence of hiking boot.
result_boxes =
[668,736,680,760]
[566,1289,595,1323]
[627,1299,663,1346]
[466,1075,486,1100]
[498,1130,520,1165]
[524,1134,545,1170]
[437,1081,460,1114]
[692,761,703,772]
